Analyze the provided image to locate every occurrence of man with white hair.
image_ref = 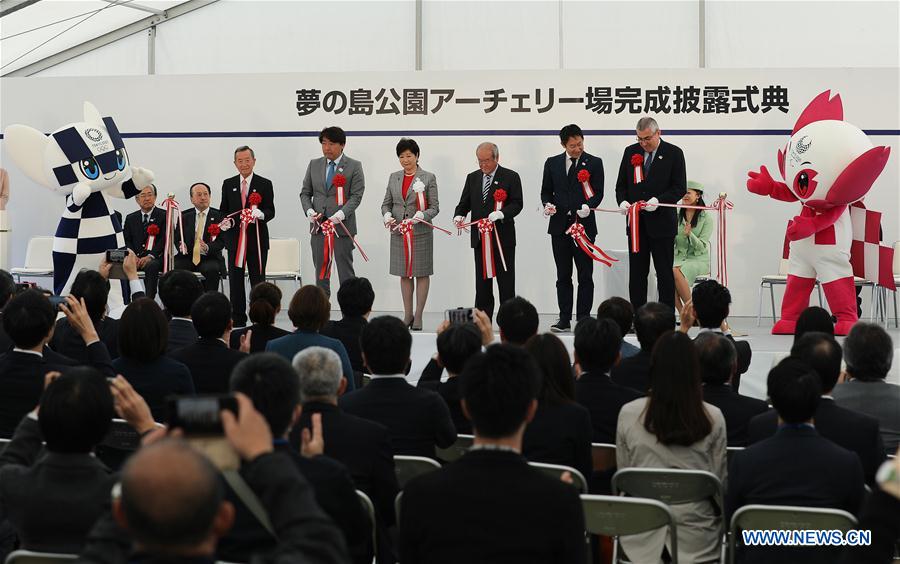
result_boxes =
[290,346,399,564]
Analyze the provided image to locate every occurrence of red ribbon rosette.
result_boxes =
[631,154,645,184]
[493,188,507,211]
[145,223,159,251]
[333,173,347,206]
[207,223,220,242]
[576,169,595,200]
[318,219,337,280]
[566,221,618,266]
[248,192,262,208]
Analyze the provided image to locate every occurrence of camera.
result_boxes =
[445,307,474,325]
[166,395,239,436]
[106,249,128,280]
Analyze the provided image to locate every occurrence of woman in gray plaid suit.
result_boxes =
[381,138,440,330]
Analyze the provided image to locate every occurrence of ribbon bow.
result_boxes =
[317,219,337,280]
[566,222,618,266]
[161,195,187,273]
[234,194,263,272]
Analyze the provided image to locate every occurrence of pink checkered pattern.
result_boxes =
[850,204,895,290]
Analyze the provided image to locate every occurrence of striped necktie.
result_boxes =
[644,151,654,177]
[482,173,493,202]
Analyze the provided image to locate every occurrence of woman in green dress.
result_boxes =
[673,181,712,312]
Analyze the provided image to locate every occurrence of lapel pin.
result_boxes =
[494,181,499,185]
[658,155,663,160]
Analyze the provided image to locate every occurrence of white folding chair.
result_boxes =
[757,258,823,325]
[528,461,588,494]
[264,238,302,288]
[581,494,679,564]
[4,550,77,564]
[436,433,474,462]
[356,489,377,554]
[393,455,441,488]
[591,442,617,473]
[10,236,54,283]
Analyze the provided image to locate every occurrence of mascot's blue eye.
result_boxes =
[115,149,127,171]
[80,158,100,180]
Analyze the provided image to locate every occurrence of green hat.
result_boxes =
[686,180,704,193]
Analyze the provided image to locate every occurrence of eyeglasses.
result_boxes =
[637,132,659,143]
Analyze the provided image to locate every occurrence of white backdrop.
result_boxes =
[1,67,897,315]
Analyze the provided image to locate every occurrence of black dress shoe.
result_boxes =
[550,320,571,333]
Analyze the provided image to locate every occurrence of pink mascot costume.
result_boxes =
[747,90,892,335]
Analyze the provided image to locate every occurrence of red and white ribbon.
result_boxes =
[232,194,263,272]
[577,169,595,199]
[493,188,507,212]
[145,224,159,251]
[317,219,337,280]
[334,173,347,207]
[626,201,646,253]
[412,178,427,212]
[565,222,618,266]
[631,154,645,184]
[459,218,508,279]
[398,220,415,278]
[162,195,187,273]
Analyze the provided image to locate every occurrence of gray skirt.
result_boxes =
[389,227,434,277]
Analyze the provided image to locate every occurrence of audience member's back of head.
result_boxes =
[436,323,481,375]
[691,280,731,328]
[767,357,822,424]
[294,346,344,402]
[40,366,115,453]
[158,270,204,318]
[795,306,835,340]
[634,302,675,351]
[119,298,168,363]
[248,282,282,327]
[0,269,15,308]
[791,331,842,393]
[574,317,621,375]
[496,296,539,345]
[596,297,633,340]
[191,292,232,339]
[645,331,711,446]
[288,285,330,331]
[119,439,226,552]
[70,269,110,322]
[843,322,893,382]
[524,333,575,406]
[230,352,298,436]
[3,289,56,349]
[694,332,737,386]
[361,316,411,375]
[336,277,375,318]
[459,344,540,439]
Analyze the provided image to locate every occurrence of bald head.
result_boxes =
[118,439,229,552]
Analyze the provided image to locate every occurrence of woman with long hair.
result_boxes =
[229,282,290,353]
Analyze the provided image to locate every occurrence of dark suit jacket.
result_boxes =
[610,349,652,393]
[0,311,12,352]
[453,165,524,248]
[339,377,456,459]
[399,449,586,564]
[748,398,886,485]
[169,337,248,394]
[0,417,114,553]
[229,323,291,354]
[522,402,593,481]
[0,344,114,437]
[614,139,687,239]
[50,316,119,361]
[178,206,226,257]
[416,358,443,392]
[219,173,276,252]
[166,318,198,353]
[122,206,166,258]
[434,377,471,435]
[267,330,355,391]
[839,489,900,564]
[219,442,368,564]
[702,383,768,447]
[696,329,752,378]
[541,151,605,237]
[112,355,195,422]
[575,371,643,444]
[321,316,367,374]
[726,426,865,564]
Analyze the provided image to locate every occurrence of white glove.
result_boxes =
[576,204,591,218]
[306,208,319,223]
[72,183,92,206]
[488,211,504,223]
[219,218,234,232]
[250,208,264,220]
[543,202,557,217]
[618,200,631,215]
[413,211,425,221]
[453,215,465,227]
[383,212,394,226]
[130,166,155,190]
[644,197,659,212]
[329,210,345,223]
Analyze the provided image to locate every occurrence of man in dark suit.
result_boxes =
[748,332,886,485]
[541,124,605,332]
[291,346,399,564]
[399,343,586,564]
[727,357,865,564]
[452,142,524,320]
[220,353,368,564]
[695,333,767,446]
[175,182,226,293]
[615,117,687,310]
[158,269,203,353]
[321,276,374,385]
[219,146,275,326]
[122,184,166,299]
[611,302,674,393]
[426,322,483,434]
[170,292,247,394]
[339,316,456,458]
[0,269,17,352]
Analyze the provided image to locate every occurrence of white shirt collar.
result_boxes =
[171,316,192,323]
[370,373,407,380]
[329,154,344,167]
[194,207,208,216]
[483,164,499,178]
[240,173,254,186]
[13,348,42,358]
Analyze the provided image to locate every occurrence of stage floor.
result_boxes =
[269,312,900,402]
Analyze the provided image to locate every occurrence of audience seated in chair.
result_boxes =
[610,302,674,394]
[50,269,120,361]
[171,292,248,394]
[291,347,399,564]
[495,296,539,345]
[0,270,18,352]
[112,298,195,422]
[748,332,886,485]
[522,333,592,482]
[76,397,349,564]
[838,451,900,564]
[339,316,455,458]
[218,353,368,564]
[322,277,375,385]
[420,322,483,434]
[399,343,586,564]
[597,296,639,359]
[696,332,768,446]
[158,269,203,353]
[417,308,493,393]
[727,356,865,564]
[615,331,727,564]
[229,282,290,353]
[266,285,355,391]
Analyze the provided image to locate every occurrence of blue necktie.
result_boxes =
[644,152,653,177]
[325,160,336,187]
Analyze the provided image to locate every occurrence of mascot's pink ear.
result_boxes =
[792,90,843,135]
[823,146,891,205]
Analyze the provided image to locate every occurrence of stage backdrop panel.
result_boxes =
[1,68,897,315]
